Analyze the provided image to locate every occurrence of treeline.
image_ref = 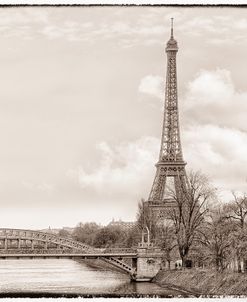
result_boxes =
[59,222,141,248]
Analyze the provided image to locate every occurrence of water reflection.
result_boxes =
[0,259,188,297]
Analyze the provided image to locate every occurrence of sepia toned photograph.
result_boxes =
[0,3,246,298]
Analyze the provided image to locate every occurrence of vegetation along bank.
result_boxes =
[154,269,247,296]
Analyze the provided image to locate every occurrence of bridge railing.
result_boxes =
[101,247,137,254]
[0,249,87,255]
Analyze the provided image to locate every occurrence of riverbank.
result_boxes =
[154,269,247,296]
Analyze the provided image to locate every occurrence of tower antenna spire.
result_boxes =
[171,17,174,38]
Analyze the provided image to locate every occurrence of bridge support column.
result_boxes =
[31,240,34,250]
[4,238,7,250]
[18,239,21,249]
[131,244,162,282]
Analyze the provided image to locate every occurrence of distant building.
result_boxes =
[108,218,136,231]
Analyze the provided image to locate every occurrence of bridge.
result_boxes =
[0,228,162,281]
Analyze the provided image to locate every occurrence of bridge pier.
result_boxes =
[131,243,162,282]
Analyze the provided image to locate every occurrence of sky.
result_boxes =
[0,5,246,229]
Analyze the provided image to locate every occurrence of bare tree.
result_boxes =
[136,198,159,241]
[225,192,247,229]
[168,170,216,267]
[223,192,247,272]
[202,206,234,272]
[157,221,177,269]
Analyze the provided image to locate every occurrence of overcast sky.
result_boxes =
[0,6,246,229]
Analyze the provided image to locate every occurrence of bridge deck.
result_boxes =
[0,253,137,258]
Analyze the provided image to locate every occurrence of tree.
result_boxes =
[201,206,235,271]
[58,229,71,238]
[136,198,159,242]
[156,221,177,269]
[93,225,126,248]
[168,170,216,267]
[223,192,247,272]
[72,222,100,246]
[124,226,142,248]
[224,192,247,229]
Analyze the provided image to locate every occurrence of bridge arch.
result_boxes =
[0,228,93,252]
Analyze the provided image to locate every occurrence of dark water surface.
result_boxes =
[0,259,189,297]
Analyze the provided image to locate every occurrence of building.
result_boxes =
[108,218,136,231]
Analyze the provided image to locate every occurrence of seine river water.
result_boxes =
[0,259,190,297]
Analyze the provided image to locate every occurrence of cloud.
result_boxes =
[0,8,49,26]
[183,69,247,132]
[186,69,233,104]
[234,18,247,30]
[1,7,247,49]
[0,8,49,39]
[3,7,247,49]
[174,14,247,44]
[185,17,215,35]
[77,136,159,199]
[138,75,163,100]
[180,68,247,199]
[0,7,168,46]
[183,124,247,199]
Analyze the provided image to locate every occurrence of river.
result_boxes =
[0,259,191,297]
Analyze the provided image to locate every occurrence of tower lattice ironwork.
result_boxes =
[146,19,188,219]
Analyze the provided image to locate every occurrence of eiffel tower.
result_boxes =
[146,19,188,220]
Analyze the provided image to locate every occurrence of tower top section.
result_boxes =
[166,18,178,52]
